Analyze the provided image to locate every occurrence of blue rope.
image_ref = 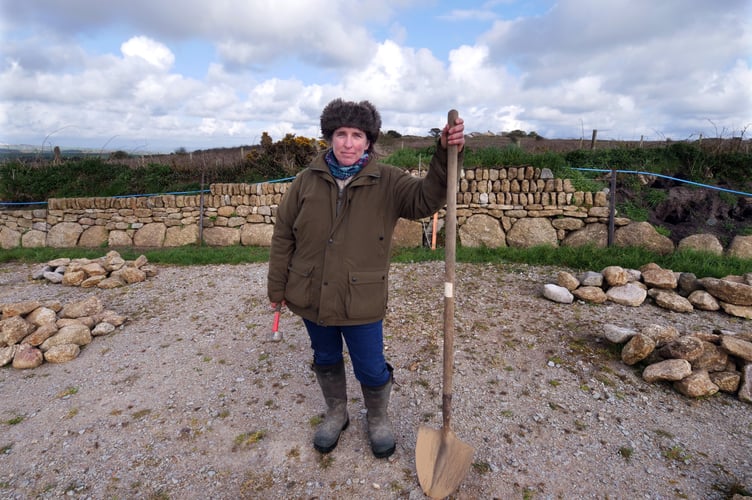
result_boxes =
[569,167,752,197]
[0,201,48,206]
[0,176,299,206]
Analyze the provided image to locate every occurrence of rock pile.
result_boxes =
[32,250,158,288]
[0,296,127,369]
[599,322,752,403]
[543,263,752,319]
[541,263,752,402]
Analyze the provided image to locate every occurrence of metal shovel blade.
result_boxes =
[416,425,474,499]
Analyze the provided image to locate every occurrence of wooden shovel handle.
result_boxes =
[442,109,459,432]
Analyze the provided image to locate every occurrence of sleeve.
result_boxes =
[392,141,465,220]
[267,176,301,303]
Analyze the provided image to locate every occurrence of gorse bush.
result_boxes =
[243,133,326,182]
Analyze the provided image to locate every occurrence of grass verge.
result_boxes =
[1,243,748,279]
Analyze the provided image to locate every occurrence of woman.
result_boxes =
[267,98,465,458]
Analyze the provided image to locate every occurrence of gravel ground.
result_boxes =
[1,261,750,500]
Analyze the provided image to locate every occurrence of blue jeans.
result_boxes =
[303,319,390,387]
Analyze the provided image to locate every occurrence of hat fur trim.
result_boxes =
[320,98,381,144]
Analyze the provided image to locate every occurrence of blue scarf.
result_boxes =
[325,149,369,180]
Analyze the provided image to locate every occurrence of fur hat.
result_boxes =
[320,98,381,147]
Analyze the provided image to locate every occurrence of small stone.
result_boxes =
[603,324,636,344]
[640,324,680,347]
[44,344,80,363]
[542,284,574,304]
[650,290,693,313]
[687,290,720,311]
[607,283,647,307]
[643,359,692,383]
[602,266,629,287]
[12,344,44,369]
[709,371,741,393]
[720,336,752,362]
[92,322,116,336]
[2,300,42,318]
[673,370,719,398]
[621,334,656,365]
[572,286,608,304]
[658,336,705,361]
[0,345,18,366]
[557,271,580,291]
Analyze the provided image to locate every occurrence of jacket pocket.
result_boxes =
[346,270,387,320]
[285,264,314,308]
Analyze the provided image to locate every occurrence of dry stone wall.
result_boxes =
[0,166,607,249]
[1,166,751,257]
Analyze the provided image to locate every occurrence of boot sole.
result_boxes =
[313,418,349,454]
[371,442,396,459]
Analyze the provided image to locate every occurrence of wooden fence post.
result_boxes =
[608,168,616,247]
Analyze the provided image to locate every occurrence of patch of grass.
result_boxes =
[522,487,537,500]
[415,378,430,389]
[391,244,750,279]
[264,399,278,409]
[471,461,492,474]
[56,386,78,398]
[233,430,266,451]
[389,480,404,493]
[309,415,323,427]
[662,444,691,463]
[548,355,564,366]
[4,416,23,425]
[618,446,634,461]
[1,444,12,454]
[131,409,152,420]
[318,454,335,469]
[654,429,675,439]
[5,239,747,279]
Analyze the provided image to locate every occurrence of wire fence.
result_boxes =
[0,176,299,207]
[569,168,752,197]
[0,170,750,208]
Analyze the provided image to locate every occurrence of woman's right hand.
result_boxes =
[270,300,286,311]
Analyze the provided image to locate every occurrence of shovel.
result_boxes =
[416,109,474,499]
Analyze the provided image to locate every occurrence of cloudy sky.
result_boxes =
[1,0,750,153]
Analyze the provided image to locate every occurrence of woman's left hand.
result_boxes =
[440,116,465,152]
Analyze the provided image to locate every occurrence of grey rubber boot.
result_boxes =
[312,361,349,453]
[360,364,396,458]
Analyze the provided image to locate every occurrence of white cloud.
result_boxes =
[0,0,749,151]
[121,36,174,70]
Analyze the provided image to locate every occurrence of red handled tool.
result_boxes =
[271,303,283,342]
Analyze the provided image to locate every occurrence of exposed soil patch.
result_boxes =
[1,262,750,499]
